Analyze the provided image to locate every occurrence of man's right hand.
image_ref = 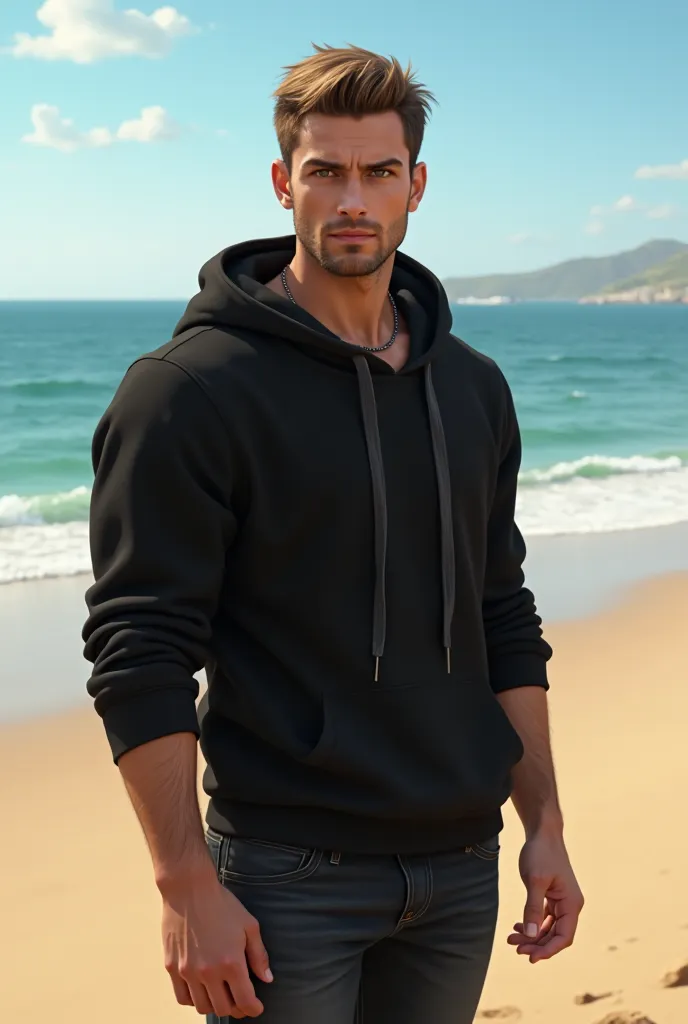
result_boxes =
[160,869,273,1018]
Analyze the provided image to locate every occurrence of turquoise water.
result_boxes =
[1,300,687,583]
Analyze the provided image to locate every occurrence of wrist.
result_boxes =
[525,810,564,841]
[155,849,218,897]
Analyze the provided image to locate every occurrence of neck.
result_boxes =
[285,240,395,349]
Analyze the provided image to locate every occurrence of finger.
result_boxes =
[522,906,580,962]
[514,900,555,932]
[523,879,549,939]
[185,979,214,1016]
[224,961,264,1018]
[169,974,194,1006]
[543,906,579,948]
[508,923,555,947]
[512,935,555,954]
[511,915,554,936]
[205,979,242,1019]
[245,918,274,984]
[533,914,555,940]
[530,932,574,962]
[508,915,554,944]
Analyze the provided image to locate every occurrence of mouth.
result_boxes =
[329,231,376,241]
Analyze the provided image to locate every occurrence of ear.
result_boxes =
[408,161,428,214]
[272,159,293,210]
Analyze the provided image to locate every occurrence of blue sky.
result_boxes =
[0,0,686,299]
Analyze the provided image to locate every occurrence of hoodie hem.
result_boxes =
[205,799,504,856]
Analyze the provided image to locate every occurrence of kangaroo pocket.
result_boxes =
[302,677,525,821]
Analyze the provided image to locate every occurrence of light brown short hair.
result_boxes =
[273,43,436,171]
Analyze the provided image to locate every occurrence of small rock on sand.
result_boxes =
[592,1013,657,1024]
[476,1009,522,1020]
[574,991,612,1005]
[661,961,688,988]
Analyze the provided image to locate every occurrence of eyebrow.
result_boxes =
[301,157,405,171]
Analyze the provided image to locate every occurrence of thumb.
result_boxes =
[245,919,273,984]
[523,878,547,939]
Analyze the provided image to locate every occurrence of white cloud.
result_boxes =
[587,193,682,228]
[590,195,641,217]
[584,220,604,236]
[507,232,531,245]
[22,103,181,151]
[21,104,112,152]
[613,194,638,211]
[10,0,194,63]
[635,159,688,181]
[216,128,229,138]
[117,105,181,142]
[646,203,681,220]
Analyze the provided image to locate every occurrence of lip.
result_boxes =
[329,231,376,239]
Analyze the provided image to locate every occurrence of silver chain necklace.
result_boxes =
[280,266,399,354]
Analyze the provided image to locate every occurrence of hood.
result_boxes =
[173,234,454,375]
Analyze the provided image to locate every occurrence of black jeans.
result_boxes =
[205,828,500,1024]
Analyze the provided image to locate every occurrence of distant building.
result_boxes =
[579,285,688,305]
[454,295,515,306]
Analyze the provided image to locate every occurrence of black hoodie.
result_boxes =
[82,235,552,855]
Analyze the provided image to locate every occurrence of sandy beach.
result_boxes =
[2,563,688,1023]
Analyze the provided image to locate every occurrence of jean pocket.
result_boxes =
[469,834,501,861]
[213,834,323,886]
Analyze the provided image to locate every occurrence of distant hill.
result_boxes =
[442,239,688,301]
[598,250,688,294]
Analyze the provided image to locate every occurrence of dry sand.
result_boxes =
[1,571,687,1024]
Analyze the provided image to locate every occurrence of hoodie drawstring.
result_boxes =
[353,356,455,680]
[424,362,456,673]
[354,357,388,683]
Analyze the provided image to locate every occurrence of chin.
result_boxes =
[320,250,384,278]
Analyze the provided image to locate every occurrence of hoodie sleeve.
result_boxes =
[482,369,552,694]
[82,356,237,763]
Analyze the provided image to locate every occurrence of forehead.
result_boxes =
[293,111,408,163]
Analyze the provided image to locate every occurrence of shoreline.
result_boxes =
[523,518,688,619]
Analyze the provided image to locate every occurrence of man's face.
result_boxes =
[273,111,427,277]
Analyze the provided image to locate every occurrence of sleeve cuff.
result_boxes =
[101,686,201,764]
[488,652,550,694]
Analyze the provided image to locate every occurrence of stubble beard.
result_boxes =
[293,207,410,279]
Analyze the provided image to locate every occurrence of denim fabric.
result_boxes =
[205,829,500,1024]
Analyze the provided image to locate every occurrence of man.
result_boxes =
[83,43,583,1024]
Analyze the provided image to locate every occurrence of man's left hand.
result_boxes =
[507,831,584,963]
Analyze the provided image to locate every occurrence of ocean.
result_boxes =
[1,300,687,585]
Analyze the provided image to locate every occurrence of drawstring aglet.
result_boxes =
[374,656,380,683]
[446,647,452,674]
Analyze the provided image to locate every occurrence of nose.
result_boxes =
[336,182,367,221]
